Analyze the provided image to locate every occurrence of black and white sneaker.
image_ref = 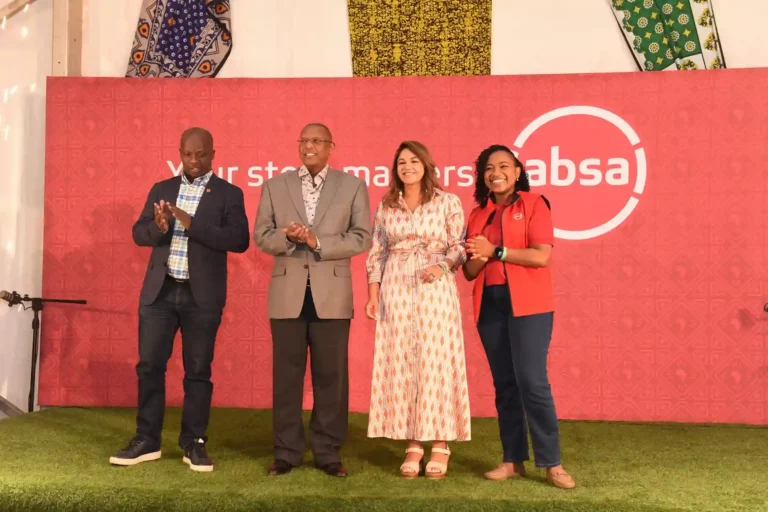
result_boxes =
[183,439,214,472]
[109,437,161,466]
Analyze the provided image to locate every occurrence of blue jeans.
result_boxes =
[477,285,561,468]
[136,277,222,448]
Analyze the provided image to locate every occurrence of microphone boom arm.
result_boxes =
[1,290,87,412]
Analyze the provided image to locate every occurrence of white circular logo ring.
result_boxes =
[513,106,647,241]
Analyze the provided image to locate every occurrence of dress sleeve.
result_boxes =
[366,202,389,283]
[443,193,467,271]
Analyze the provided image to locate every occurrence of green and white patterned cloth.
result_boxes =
[610,0,724,70]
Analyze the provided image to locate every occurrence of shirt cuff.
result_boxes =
[286,239,297,256]
[442,255,462,273]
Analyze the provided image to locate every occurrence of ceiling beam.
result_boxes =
[0,0,37,22]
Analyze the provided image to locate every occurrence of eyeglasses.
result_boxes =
[297,138,332,146]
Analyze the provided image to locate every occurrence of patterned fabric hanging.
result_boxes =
[347,0,491,77]
[609,0,725,71]
[126,0,232,78]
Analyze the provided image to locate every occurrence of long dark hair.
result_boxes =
[382,141,443,209]
[473,144,530,207]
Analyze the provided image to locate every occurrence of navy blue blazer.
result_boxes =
[132,174,250,310]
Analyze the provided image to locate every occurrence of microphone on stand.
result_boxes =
[1,288,87,412]
[0,290,23,306]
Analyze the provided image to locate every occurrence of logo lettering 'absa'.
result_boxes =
[512,106,647,241]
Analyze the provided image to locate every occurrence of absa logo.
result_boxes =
[512,106,647,241]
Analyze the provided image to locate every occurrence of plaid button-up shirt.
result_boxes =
[167,170,213,280]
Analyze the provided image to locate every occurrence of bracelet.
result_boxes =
[438,262,448,275]
[501,247,507,262]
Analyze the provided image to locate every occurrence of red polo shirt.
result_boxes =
[468,192,555,319]
[481,203,508,286]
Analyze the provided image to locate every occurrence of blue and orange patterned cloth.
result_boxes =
[126,0,232,78]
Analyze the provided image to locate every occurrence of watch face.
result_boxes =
[494,247,504,259]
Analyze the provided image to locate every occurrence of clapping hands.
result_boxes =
[153,201,192,231]
[283,222,318,249]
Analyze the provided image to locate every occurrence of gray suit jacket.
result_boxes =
[253,168,372,319]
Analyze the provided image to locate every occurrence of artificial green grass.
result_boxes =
[0,408,766,511]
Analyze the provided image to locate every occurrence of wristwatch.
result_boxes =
[493,246,504,260]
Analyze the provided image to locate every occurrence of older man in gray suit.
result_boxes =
[254,123,372,477]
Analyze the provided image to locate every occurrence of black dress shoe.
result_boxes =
[268,459,294,476]
[317,461,348,477]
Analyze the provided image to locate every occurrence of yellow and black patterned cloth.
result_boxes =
[348,0,492,77]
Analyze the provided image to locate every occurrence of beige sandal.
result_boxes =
[425,446,451,480]
[399,446,425,478]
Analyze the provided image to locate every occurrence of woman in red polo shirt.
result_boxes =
[463,144,575,490]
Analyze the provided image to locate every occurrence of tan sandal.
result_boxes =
[399,446,424,478]
[425,446,451,480]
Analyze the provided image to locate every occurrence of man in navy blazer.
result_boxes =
[109,127,249,472]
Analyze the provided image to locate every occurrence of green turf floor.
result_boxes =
[0,408,766,511]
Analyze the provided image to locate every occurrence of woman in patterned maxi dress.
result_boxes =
[365,141,471,479]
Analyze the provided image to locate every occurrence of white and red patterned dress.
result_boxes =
[366,191,472,441]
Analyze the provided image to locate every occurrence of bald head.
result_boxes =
[301,123,332,142]
[180,127,213,147]
[179,127,215,180]
[298,123,334,174]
